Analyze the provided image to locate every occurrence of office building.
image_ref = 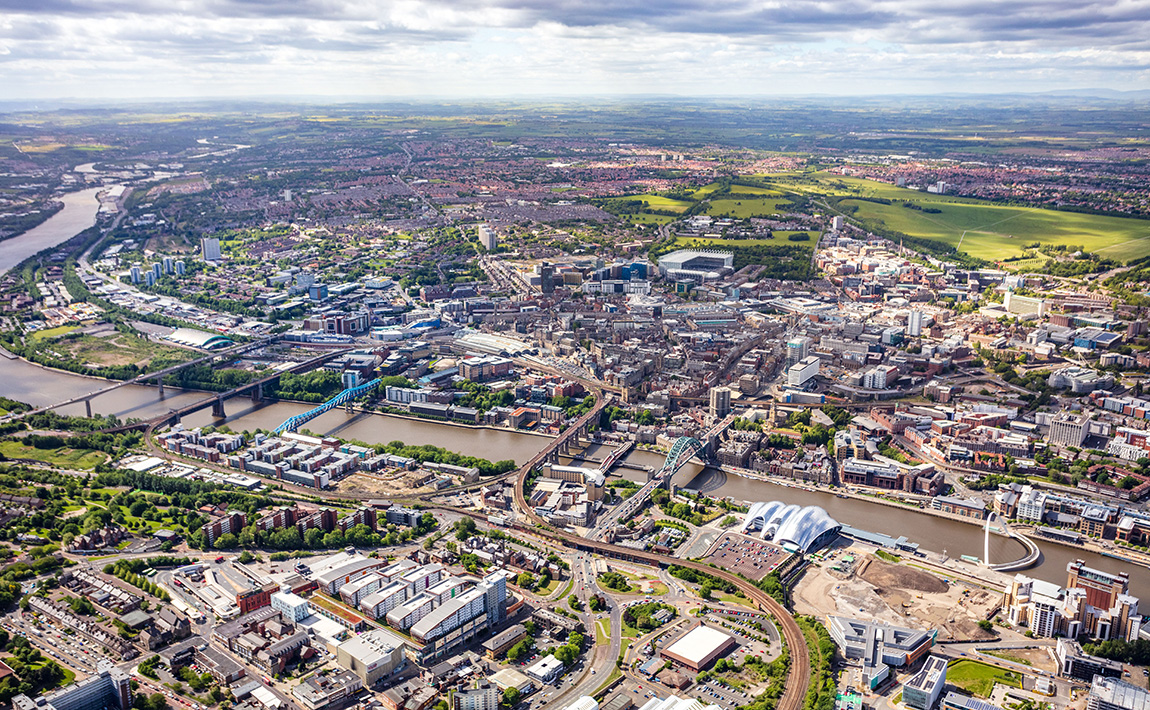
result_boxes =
[525,655,565,685]
[827,616,934,689]
[941,694,1003,710]
[336,628,408,686]
[709,387,732,418]
[786,337,811,367]
[201,237,222,262]
[1056,638,1123,681]
[1049,413,1088,448]
[902,656,947,710]
[270,590,310,622]
[787,356,820,388]
[907,310,923,338]
[539,262,555,294]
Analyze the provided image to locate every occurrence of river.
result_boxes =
[3,348,1148,594]
[0,186,105,275]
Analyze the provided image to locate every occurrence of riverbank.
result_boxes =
[719,465,1150,575]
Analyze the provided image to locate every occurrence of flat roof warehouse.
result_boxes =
[661,624,736,672]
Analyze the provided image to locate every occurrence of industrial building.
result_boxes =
[660,624,736,672]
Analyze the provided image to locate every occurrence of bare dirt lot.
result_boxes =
[794,545,999,642]
[337,472,431,498]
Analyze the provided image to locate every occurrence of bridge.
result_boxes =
[7,336,279,421]
[589,436,705,538]
[596,440,633,473]
[108,349,353,433]
[509,461,810,710]
[273,376,383,434]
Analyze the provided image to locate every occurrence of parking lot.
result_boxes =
[702,533,787,581]
[2,614,100,676]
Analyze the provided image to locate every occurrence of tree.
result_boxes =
[507,639,533,662]
[568,594,584,611]
[516,573,536,590]
[214,533,237,550]
[977,619,994,633]
[502,688,522,708]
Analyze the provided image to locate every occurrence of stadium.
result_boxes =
[739,502,841,554]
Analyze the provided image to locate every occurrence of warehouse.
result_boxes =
[660,624,736,672]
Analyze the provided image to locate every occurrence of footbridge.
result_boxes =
[273,376,383,434]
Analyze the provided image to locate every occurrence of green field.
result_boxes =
[706,198,790,218]
[672,235,815,248]
[946,659,1022,697]
[843,198,1150,262]
[606,194,693,213]
[620,212,676,225]
[0,441,109,470]
[30,325,80,342]
[693,182,783,198]
[745,171,1150,264]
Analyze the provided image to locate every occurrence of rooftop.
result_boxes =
[662,625,734,666]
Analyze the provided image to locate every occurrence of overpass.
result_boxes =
[7,336,278,420]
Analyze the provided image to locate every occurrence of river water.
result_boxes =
[1,302,1147,594]
[0,187,105,275]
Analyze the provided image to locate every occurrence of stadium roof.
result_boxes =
[166,327,233,350]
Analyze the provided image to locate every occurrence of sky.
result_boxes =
[1,0,1149,100]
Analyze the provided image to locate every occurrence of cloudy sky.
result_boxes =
[2,0,1148,99]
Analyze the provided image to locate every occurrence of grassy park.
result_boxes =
[946,659,1022,697]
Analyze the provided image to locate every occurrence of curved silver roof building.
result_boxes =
[740,501,840,553]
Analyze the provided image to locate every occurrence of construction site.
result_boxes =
[793,542,1001,643]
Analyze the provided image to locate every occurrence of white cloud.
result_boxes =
[0,0,1147,98]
